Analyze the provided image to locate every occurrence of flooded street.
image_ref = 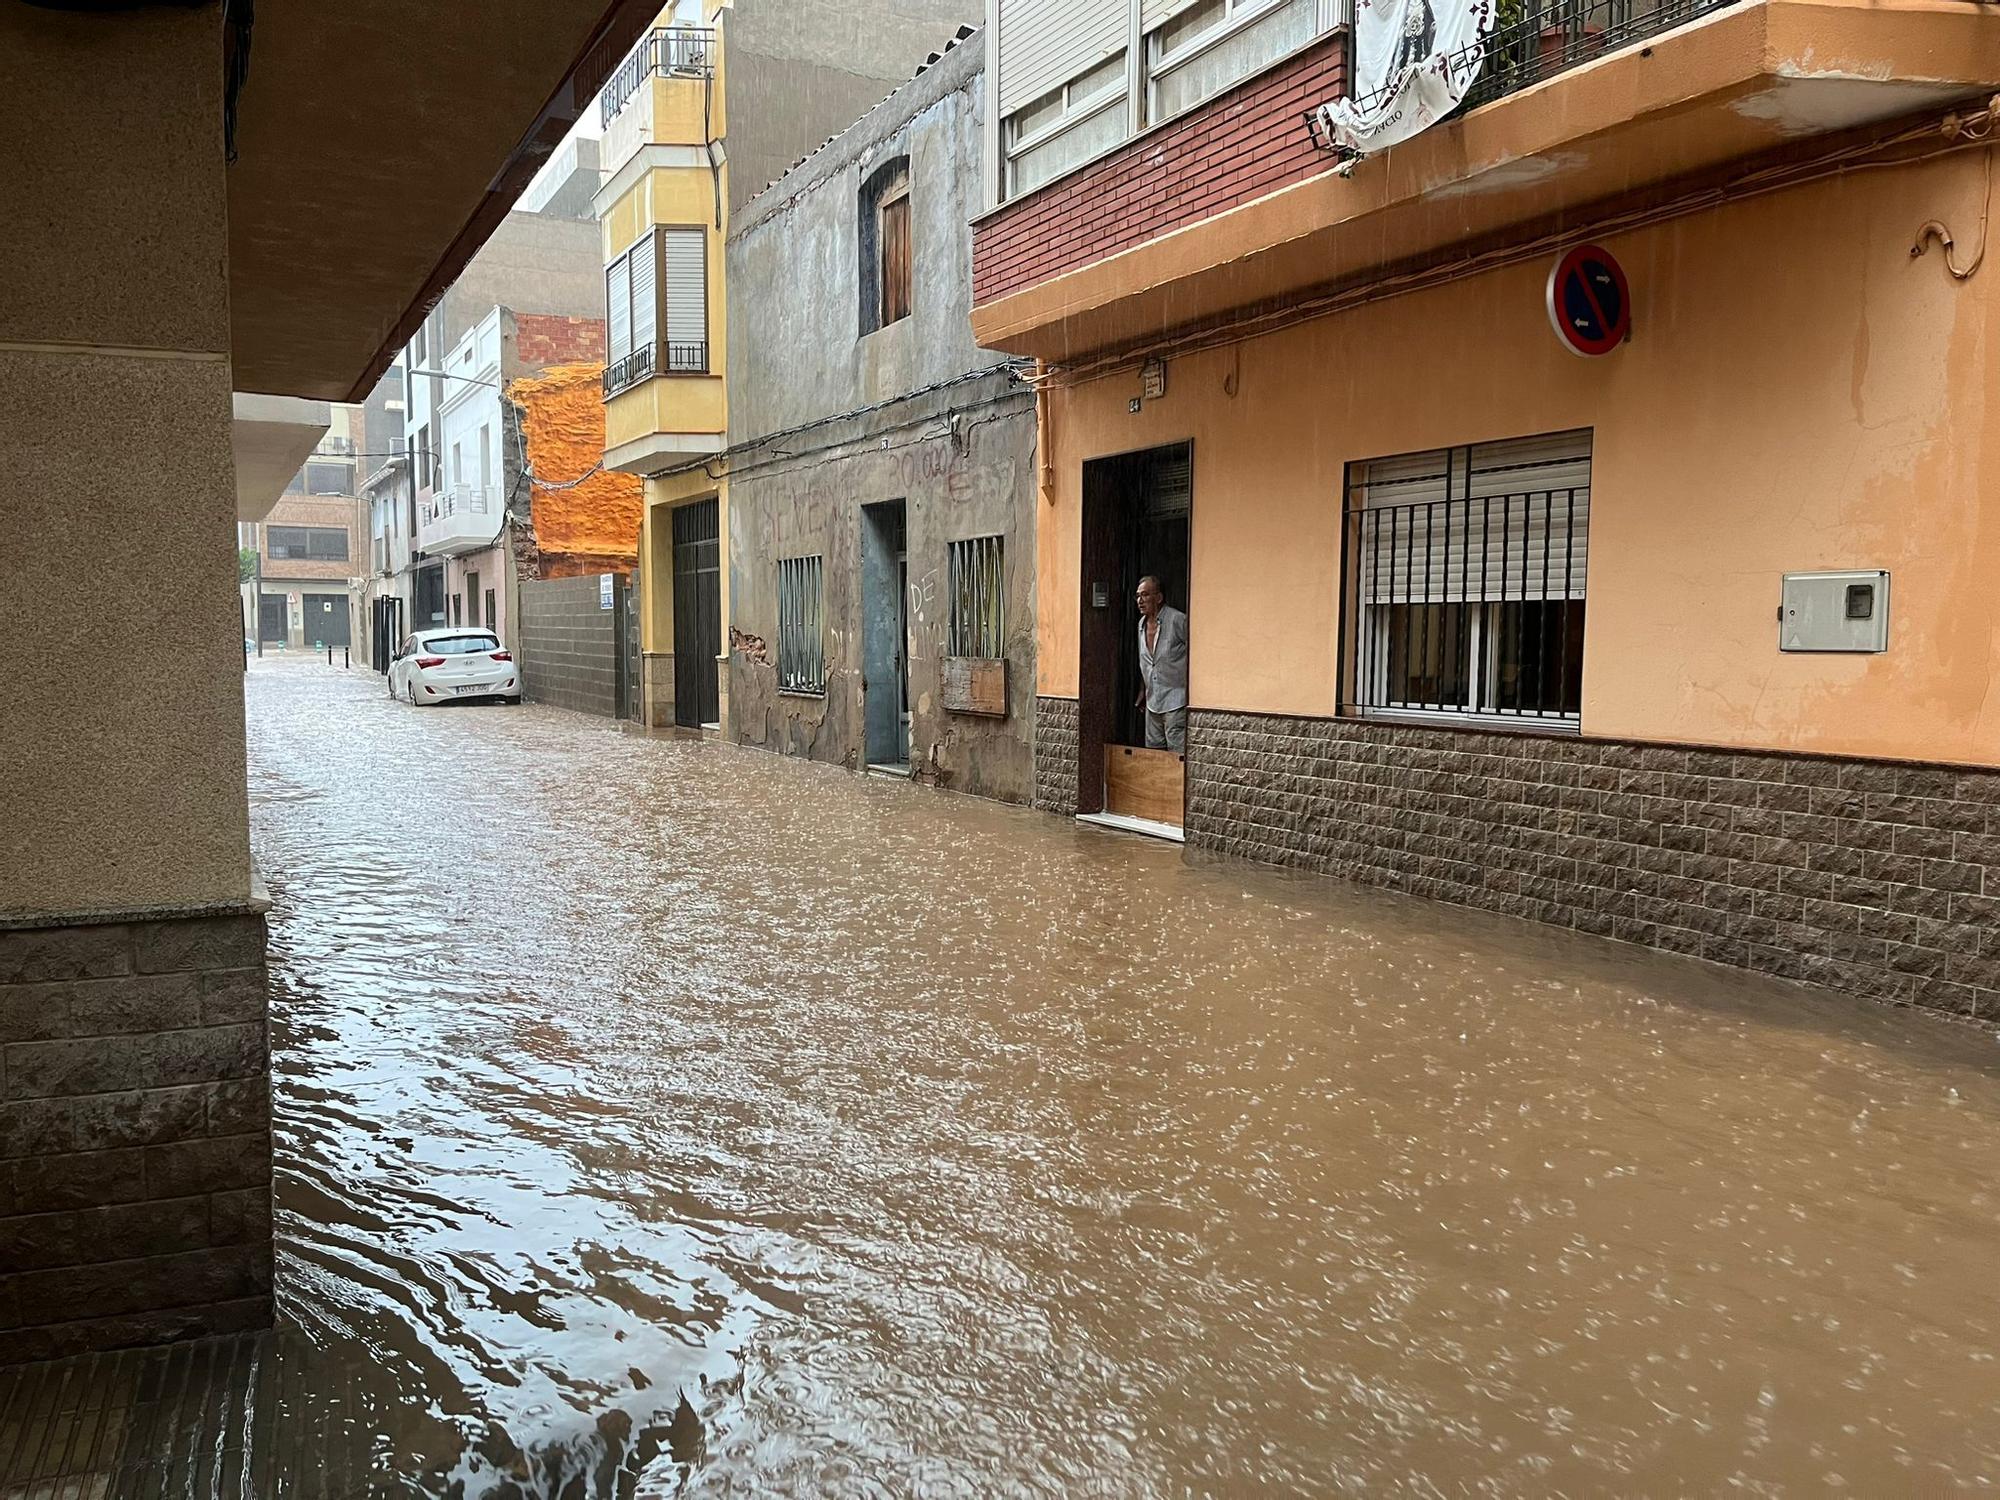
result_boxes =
[243,655,2000,1496]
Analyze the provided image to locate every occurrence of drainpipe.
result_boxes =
[1034,360,1055,506]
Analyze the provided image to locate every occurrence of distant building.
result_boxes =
[597,0,988,734]
[241,409,367,652]
[724,28,1038,799]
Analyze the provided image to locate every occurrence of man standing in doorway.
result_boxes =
[1135,575,1189,753]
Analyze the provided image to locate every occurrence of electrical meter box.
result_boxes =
[1780,570,1890,653]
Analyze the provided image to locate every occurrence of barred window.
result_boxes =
[1344,429,1590,726]
[948,535,1005,659]
[777,555,825,694]
[267,526,349,562]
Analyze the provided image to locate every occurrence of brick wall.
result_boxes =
[518,573,624,718]
[1,911,272,1362]
[1035,697,1080,816]
[1185,711,2000,1024]
[972,36,1346,307]
[515,314,606,370]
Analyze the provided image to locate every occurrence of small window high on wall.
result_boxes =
[1342,429,1591,727]
[859,157,911,335]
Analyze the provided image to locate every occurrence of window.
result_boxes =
[451,441,463,490]
[948,536,1006,658]
[451,594,463,627]
[1001,51,1128,198]
[283,468,306,496]
[485,589,497,634]
[605,227,709,395]
[425,633,500,656]
[776,555,825,694]
[266,526,349,562]
[860,157,913,335]
[467,572,482,627]
[479,425,492,495]
[1344,429,1590,726]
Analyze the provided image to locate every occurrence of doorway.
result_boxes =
[257,593,288,646]
[412,563,446,630]
[1078,442,1192,834]
[861,500,910,772]
[301,593,350,648]
[671,498,721,728]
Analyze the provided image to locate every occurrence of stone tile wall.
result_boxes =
[1186,711,2000,1024]
[0,910,273,1362]
[1034,697,1079,816]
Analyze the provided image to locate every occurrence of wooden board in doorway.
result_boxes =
[1104,744,1184,827]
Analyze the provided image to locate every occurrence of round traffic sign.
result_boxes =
[1546,244,1631,357]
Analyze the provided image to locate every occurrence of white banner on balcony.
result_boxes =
[1312,0,1493,156]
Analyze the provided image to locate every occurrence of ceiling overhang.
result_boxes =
[226,0,657,404]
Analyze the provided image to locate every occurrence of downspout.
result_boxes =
[1034,360,1055,505]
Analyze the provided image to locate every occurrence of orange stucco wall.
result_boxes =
[1038,152,2000,765]
[513,363,645,570]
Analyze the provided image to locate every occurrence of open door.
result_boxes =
[1078,442,1192,835]
[862,500,911,773]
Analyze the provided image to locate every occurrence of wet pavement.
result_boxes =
[29,651,2000,1496]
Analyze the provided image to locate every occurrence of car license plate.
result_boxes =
[454,684,487,696]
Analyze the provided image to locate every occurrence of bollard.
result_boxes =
[344,646,351,670]
[326,643,332,666]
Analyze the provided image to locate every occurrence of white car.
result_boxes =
[388,629,520,706]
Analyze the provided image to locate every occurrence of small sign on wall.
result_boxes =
[600,573,614,610]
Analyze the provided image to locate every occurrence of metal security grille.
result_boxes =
[1344,430,1591,724]
[948,535,1006,658]
[777,555,825,694]
[672,499,720,727]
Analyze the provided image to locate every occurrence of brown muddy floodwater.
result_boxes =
[242,656,2000,1497]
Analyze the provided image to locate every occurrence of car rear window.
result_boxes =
[426,635,500,656]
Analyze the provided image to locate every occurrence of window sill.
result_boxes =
[1350,707,1581,736]
[777,688,827,700]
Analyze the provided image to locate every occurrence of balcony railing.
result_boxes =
[603,341,710,398]
[315,435,356,457]
[1316,0,1741,150]
[600,26,716,129]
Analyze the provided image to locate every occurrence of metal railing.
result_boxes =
[315,435,356,457]
[422,485,493,528]
[599,26,717,128]
[1320,0,1741,144]
[1346,488,1589,721]
[603,344,656,397]
[603,341,709,397]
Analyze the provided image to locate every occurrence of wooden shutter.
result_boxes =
[880,193,911,325]
[605,254,631,364]
[661,228,707,370]
[997,0,1127,112]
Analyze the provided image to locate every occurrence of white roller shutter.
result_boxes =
[605,255,631,364]
[1355,430,1591,605]
[661,228,707,366]
[629,234,657,354]
[998,0,1127,113]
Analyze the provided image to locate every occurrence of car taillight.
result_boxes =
[415,656,445,668]
[490,651,512,662]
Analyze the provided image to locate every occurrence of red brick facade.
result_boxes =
[515,313,606,369]
[972,36,1347,307]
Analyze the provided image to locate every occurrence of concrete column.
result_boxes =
[0,3,273,1360]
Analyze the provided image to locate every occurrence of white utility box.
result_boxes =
[1780,570,1890,653]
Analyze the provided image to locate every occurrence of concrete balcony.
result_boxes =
[603,370,725,474]
[418,484,500,556]
[970,0,2000,360]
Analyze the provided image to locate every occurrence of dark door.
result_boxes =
[302,593,350,648]
[672,498,721,728]
[861,500,909,768]
[258,594,288,645]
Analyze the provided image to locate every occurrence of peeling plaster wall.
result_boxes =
[513,362,644,575]
[724,40,1039,802]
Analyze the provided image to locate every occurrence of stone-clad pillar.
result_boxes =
[0,4,273,1358]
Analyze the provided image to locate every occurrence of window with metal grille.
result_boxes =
[948,535,1006,659]
[1343,429,1590,726]
[777,555,825,694]
[267,526,349,562]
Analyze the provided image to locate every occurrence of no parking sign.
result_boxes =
[1546,244,1631,357]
